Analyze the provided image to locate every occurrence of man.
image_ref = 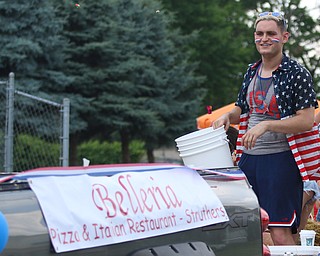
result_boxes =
[213,12,319,245]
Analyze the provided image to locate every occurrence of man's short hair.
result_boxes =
[255,11,287,31]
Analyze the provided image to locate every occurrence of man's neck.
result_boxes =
[261,53,283,72]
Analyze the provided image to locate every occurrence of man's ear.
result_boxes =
[282,31,290,43]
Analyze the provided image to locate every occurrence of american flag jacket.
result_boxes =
[235,54,320,181]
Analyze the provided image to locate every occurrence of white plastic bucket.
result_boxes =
[179,140,234,169]
[175,126,225,146]
[176,131,226,149]
[177,135,228,153]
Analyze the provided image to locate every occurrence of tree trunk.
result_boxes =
[69,133,79,166]
[147,148,155,163]
[120,130,130,163]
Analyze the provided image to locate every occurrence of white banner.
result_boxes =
[28,167,228,253]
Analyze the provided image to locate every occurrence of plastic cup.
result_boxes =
[299,229,316,246]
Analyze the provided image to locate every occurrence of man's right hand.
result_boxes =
[211,105,241,131]
[212,113,230,131]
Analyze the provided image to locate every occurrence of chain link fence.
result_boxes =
[0,73,69,173]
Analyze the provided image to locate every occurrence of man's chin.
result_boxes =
[258,49,274,57]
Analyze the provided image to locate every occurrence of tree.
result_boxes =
[0,0,70,98]
[141,26,206,161]
[56,0,205,163]
[0,1,90,168]
[161,0,256,110]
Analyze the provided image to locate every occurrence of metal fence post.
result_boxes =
[4,72,14,173]
[62,98,70,167]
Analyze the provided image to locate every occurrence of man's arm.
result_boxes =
[315,110,320,125]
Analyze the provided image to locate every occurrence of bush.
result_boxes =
[77,139,145,165]
[14,134,60,172]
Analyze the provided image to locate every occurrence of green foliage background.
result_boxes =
[14,134,60,172]
[77,140,145,165]
[0,0,319,167]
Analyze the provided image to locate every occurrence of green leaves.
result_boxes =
[3,0,317,164]
[60,0,204,158]
[0,0,69,93]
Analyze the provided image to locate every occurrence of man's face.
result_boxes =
[254,20,289,57]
